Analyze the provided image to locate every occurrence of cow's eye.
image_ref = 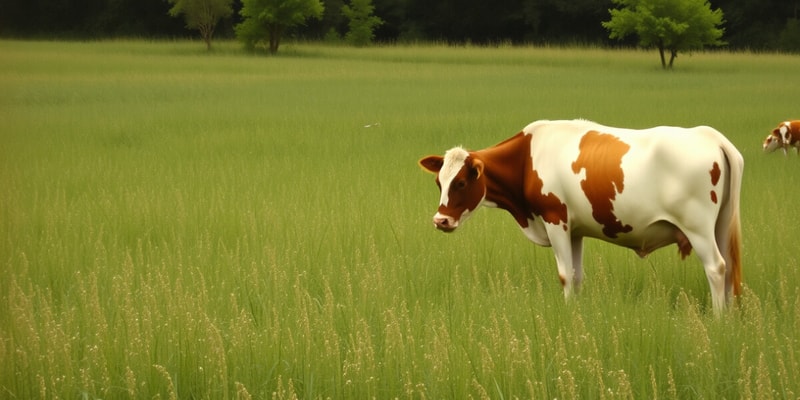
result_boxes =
[455,180,467,190]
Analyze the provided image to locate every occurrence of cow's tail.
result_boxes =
[718,134,744,298]
[728,207,742,297]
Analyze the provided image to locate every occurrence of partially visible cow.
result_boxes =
[763,120,800,155]
[419,119,744,314]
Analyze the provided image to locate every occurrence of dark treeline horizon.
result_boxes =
[1,0,798,51]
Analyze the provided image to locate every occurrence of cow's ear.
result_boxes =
[419,156,444,174]
[470,159,484,180]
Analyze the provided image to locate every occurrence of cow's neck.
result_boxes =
[474,132,533,228]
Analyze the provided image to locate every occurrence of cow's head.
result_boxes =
[419,147,486,232]
[763,121,792,154]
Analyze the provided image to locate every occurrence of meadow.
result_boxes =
[1,39,799,399]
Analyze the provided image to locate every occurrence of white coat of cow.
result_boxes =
[763,120,800,155]
[419,119,744,313]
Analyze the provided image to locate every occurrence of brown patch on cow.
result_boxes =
[709,162,721,186]
[675,229,692,259]
[479,132,568,229]
[527,169,569,226]
[709,162,721,204]
[571,131,632,238]
[558,274,566,287]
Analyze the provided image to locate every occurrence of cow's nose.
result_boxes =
[433,215,457,232]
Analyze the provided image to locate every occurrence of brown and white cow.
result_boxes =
[763,120,800,155]
[419,119,744,313]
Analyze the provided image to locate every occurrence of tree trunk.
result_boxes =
[268,24,283,54]
[201,25,213,51]
[657,43,667,69]
[668,49,678,68]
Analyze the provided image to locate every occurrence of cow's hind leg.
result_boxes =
[685,230,727,315]
[571,237,584,294]
[715,215,739,304]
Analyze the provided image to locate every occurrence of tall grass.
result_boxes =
[1,39,799,399]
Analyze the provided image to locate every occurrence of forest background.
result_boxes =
[1,0,800,52]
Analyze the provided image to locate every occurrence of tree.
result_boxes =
[236,0,325,54]
[168,0,233,50]
[603,0,725,69]
[779,18,800,52]
[341,0,383,46]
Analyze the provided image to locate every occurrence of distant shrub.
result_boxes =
[779,18,800,53]
[342,0,383,47]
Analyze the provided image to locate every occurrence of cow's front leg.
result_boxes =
[548,229,583,299]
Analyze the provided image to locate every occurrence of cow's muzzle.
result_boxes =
[433,215,457,232]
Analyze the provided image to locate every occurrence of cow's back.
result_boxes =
[522,120,732,246]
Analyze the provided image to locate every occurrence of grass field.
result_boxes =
[2,39,800,399]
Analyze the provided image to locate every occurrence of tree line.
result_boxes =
[1,0,799,52]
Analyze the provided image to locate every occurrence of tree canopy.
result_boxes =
[235,0,324,54]
[2,0,799,53]
[603,0,726,68]
[168,0,234,50]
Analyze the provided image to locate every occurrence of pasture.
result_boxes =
[1,39,799,399]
